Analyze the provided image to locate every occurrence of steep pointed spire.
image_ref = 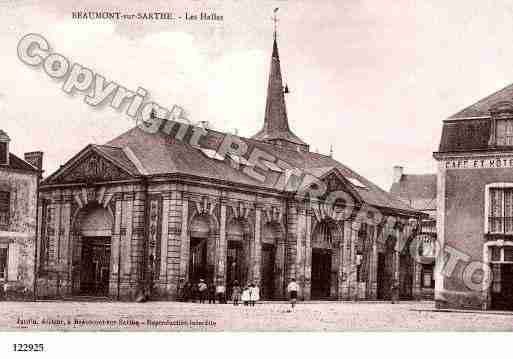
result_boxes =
[252,23,309,152]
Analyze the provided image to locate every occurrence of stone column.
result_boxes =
[366,225,378,300]
[337,221,346,300]
[156,192,170,298]
[295,204,306,299]
[179,195,190,282]
[52,192,63,297]
[59,195,72,296]
[216,199,227,285]
[339,221,352,300]
[166,189,183,298]
[252,205,262,285]
[123,191,135,291]
[349,221,359,300]
[110,193,123,299]
[304,210,312,300]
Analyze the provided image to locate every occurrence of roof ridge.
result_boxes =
[449,81,513,119]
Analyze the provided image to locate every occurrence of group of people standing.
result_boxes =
[179,279,227,304]
[178,278,300,309]
[229,280,260,306]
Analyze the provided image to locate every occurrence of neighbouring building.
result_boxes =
[389,166,436,299]
[434,84,513,310]
[0,129,43,300]
[35,33,425,301]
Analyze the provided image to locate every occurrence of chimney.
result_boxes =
[0,130,10,166]
[24,151,44,174]
[393,165,404,183]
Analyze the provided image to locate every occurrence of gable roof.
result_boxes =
[449,82,513,119]
[0,153,40,173]
[42,144,141,185]
[105,125,418,214]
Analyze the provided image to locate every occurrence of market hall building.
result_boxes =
[35,35,425,301]
[434,85,513,310]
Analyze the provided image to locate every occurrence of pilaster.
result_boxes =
[253,205,262,285]
[216,198,227,285]
[179,194,190,281]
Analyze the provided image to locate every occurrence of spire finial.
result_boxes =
[329,144,334,158]
[272,8,279,39]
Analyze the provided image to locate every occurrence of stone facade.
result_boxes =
[36,166,423,301]
[0,130,42,300]
[435,94,513,310]
[34,34,424,302]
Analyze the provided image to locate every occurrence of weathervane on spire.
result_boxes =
[272,8,279,39]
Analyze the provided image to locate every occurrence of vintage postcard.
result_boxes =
[1,0,513,352]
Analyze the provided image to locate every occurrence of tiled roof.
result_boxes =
[389,174,436,208]
[106,126,418,213]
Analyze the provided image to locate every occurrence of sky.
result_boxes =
[3,0,513,190]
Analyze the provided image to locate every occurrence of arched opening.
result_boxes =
[311,219,340,299]
[74,203,113,297]
[261,222,281,299]
[226,218,251,290]
[189,214,215,284]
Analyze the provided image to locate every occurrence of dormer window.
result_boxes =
[0,130,9,165]
[489,102,513,147]
[0,142,7,165]
[496,119,513,146]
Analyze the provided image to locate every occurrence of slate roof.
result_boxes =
[449,82,513,119]
[437,118,491,153]
[389,174,436,211]
[105,125,418,214]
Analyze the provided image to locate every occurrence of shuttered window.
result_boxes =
[488,188,513,234]
[0,191,9,226]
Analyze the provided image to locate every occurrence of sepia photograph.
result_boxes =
[1,0,513,356]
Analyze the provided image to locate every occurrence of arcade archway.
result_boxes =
[188,214,217,284]
[311,219,342,299]
[226,218,252,289]
[72,203,113,296]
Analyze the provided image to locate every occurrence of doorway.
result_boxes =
[311,248,332,299]
[226,241,244,286]
[261,243,275,299]
[377,252,386,299]
[491,263,513,310]
[80,237,111,296]
[189,238,208,283]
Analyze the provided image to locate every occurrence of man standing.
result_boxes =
[287,278,299,309]
[198,279,207,304]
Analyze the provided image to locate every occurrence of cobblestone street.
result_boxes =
[0,300,512,331]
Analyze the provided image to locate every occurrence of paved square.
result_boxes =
[1,300,513,331]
